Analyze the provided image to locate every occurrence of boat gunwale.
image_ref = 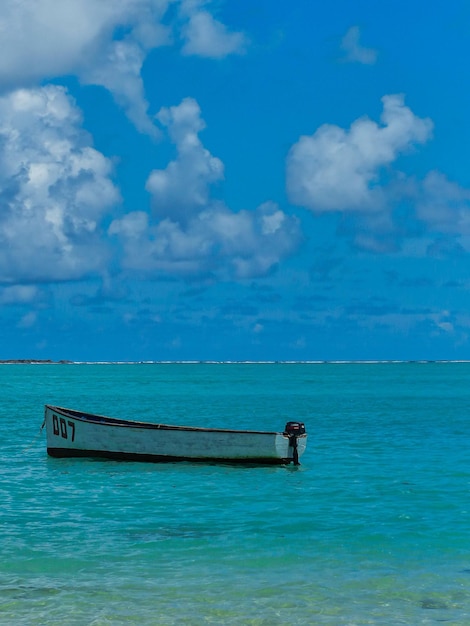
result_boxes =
[46,447,293,465]
[44,405,303,437]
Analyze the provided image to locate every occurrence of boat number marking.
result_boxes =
[52,414,75,442]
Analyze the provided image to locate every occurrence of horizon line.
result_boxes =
[2,359,470,365]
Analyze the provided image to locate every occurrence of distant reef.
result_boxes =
[0,359,72,364]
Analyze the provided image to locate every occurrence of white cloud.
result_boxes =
[180,7,247,58]
[339,169,470,256]
[0,1,244,133]
[417,171,470,235]
[147,98,224,222]
[80,39,157,137]
[0,85,120,283]
[110,201,300,279]
[110,99,301,279]
[0,0,114,87]
[340,26,377,65]
[286,94,433,213]
[0,0,172,133]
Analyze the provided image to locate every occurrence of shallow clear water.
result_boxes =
[1,363,470,624]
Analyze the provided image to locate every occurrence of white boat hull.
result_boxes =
[44,405,307,465]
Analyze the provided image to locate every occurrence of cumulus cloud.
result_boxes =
[0,85,120,283]
[339,170,470,256]
[286,94,433,213]
[408,170,470,257]
[0,0,244,133]
[110,99,301,279]
[417,171,470,235]
[0,0,116,88]
[110,201,300,278]
[180,2,248,58]
[0,0,172,133]
[80,39,157,137]
[340,26,377,65]
[147,98,224,223]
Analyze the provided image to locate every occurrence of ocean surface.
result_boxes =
[1,362,469,625]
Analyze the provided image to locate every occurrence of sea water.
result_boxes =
[0,362,469,625]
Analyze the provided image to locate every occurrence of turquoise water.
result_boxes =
[1,362,470,625]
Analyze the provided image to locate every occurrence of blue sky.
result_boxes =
[1,0,470,361]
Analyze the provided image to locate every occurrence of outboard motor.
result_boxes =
[284,421,306,465]
[284,421,306,436]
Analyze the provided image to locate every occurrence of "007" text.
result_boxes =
[52,415,76,442]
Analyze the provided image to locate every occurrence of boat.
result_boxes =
[43,405,307,465]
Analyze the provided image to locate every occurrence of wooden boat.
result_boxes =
[44,405,307,465]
